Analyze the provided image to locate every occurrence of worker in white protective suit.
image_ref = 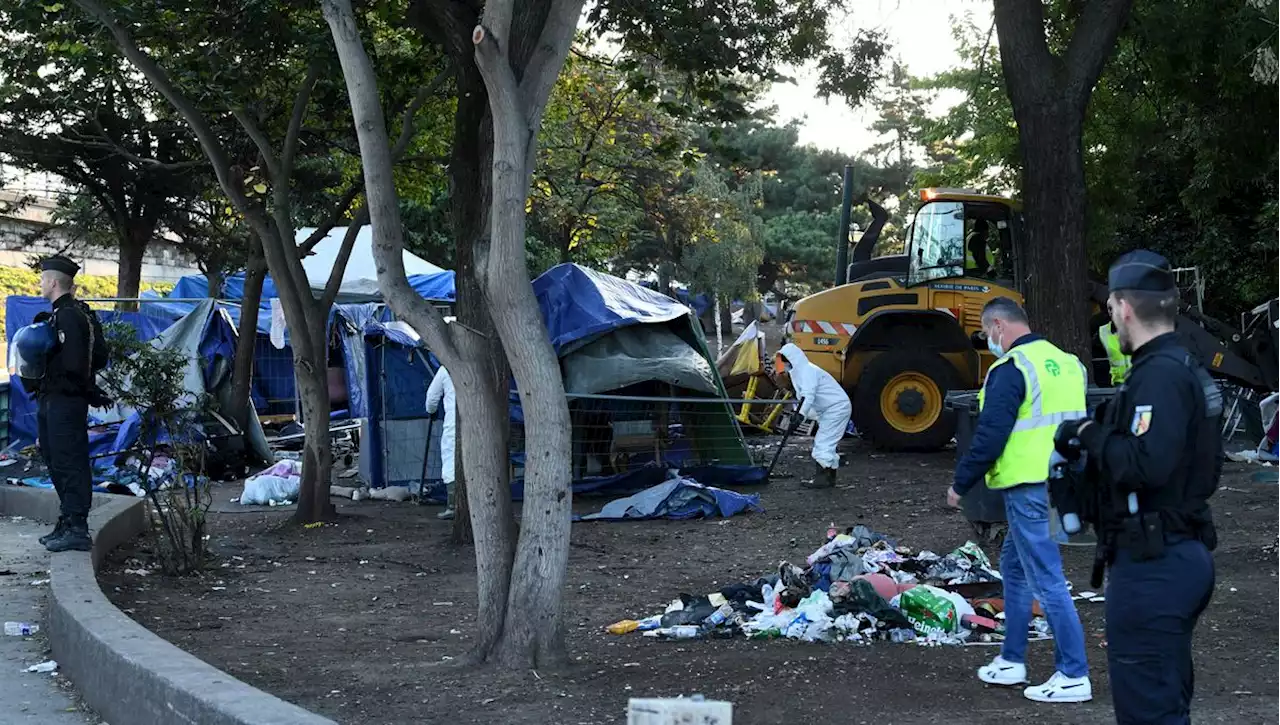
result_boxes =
[425,365,457,520]
[776,343,852,488]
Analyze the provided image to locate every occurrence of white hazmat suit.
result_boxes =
[425,366,456,485]
[778,343,851,470]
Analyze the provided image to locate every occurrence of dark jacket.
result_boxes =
[952,333,1042,495]
[42,294,94,398]
[1077,331,1220,539]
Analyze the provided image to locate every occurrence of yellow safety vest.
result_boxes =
[978,339,1088,489]
[1098,323,1131,385]
[965,246,996,270]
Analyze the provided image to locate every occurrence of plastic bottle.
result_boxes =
[702,603,734,628]
[635,615,662,631]
[4,622,38,636]
[644,625,703,640]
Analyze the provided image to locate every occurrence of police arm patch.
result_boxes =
[1131,405,1153,436]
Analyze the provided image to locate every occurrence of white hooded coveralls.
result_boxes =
[779,343,851,470]
[425,366,456,485]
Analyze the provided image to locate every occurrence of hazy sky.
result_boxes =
[763,0,991,156]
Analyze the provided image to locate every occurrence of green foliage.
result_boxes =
[0,268,171,334]
[98,322,212,575]
[679,164,765,301]
[906,3,1277,319]
[529,53,687,267]
[695,112,913,296]
[588,0,889,119]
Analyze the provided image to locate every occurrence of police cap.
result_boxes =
[1108,250,1175,293]
[40,255,80,277]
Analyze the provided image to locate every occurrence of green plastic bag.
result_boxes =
[897,585,959,635]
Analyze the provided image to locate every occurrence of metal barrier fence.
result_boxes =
[359,390,800,496]
[562,393,797,478]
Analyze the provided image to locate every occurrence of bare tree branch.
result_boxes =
[298,183,363,255]
[319,205,368,311]
[231,107,281,179]
[52,134,206,171]
[282,59,323,178]
[392,66,451,158]
[73,0,265,235]
[297,66,449,256]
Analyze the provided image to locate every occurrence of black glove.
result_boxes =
[33,311,52,325]
[1054,419,1087,459]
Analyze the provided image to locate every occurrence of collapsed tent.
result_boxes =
[4,298,270,463]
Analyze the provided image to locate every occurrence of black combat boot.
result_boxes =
[38,517,67,546]
[45,518,92,553]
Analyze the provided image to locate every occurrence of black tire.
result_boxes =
[854,349,958,451]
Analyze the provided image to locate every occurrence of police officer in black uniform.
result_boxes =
[1061,250,1219,725]
[35,256,96,552]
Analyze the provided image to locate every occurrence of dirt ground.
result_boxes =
[98,438,1278,725]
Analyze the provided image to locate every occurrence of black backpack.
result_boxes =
[75,301,110,373]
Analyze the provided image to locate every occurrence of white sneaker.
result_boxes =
[1023,672,1092,703]
[978,655,1028,686]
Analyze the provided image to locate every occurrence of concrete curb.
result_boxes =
[0,486,336,725]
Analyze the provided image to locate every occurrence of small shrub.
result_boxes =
[99,322,213,575]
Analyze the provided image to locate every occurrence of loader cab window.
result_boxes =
[907,199,1018,287]
[907,201,966,286]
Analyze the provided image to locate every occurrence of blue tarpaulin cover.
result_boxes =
[532,264,691,355]
[578,475,763,521]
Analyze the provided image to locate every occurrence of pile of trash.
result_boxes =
[608,525,1052,647]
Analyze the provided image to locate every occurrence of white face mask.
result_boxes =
[986,327,1005,357]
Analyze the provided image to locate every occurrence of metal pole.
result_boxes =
[79,297,243,305]
[767,397,805,479]
[565,393,796,405]
[835,164,854,286]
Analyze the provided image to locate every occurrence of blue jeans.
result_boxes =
[1106,539,1214,724]
[1000,483,1089,678]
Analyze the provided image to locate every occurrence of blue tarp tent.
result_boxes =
[4,298,270,463]
[6,296,174,453]
[161,227,455,417]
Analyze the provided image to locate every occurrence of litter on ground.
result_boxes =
[608,525,1057,647]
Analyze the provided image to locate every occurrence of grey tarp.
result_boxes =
[561,324,718,395]
[97,299,272,463]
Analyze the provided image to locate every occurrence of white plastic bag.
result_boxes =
[240,474,300,505]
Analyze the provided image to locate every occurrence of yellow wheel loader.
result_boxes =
[786,181,1278,452]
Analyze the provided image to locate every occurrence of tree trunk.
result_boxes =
[447,73,511,552]
[228,249,267,430]
[323,0,517,660]
[205,267,226,300]
[1015,107,1093,366]
[292,351,336,523]
[116,224,148,310]
[473,12,581,668]
[992,0,1133,374]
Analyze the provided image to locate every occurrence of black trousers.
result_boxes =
[36,394,92,521]
[1106,538,1215,725]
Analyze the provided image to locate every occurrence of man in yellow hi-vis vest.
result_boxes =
[1098,321,1131,385]
[947,297,1092,703]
